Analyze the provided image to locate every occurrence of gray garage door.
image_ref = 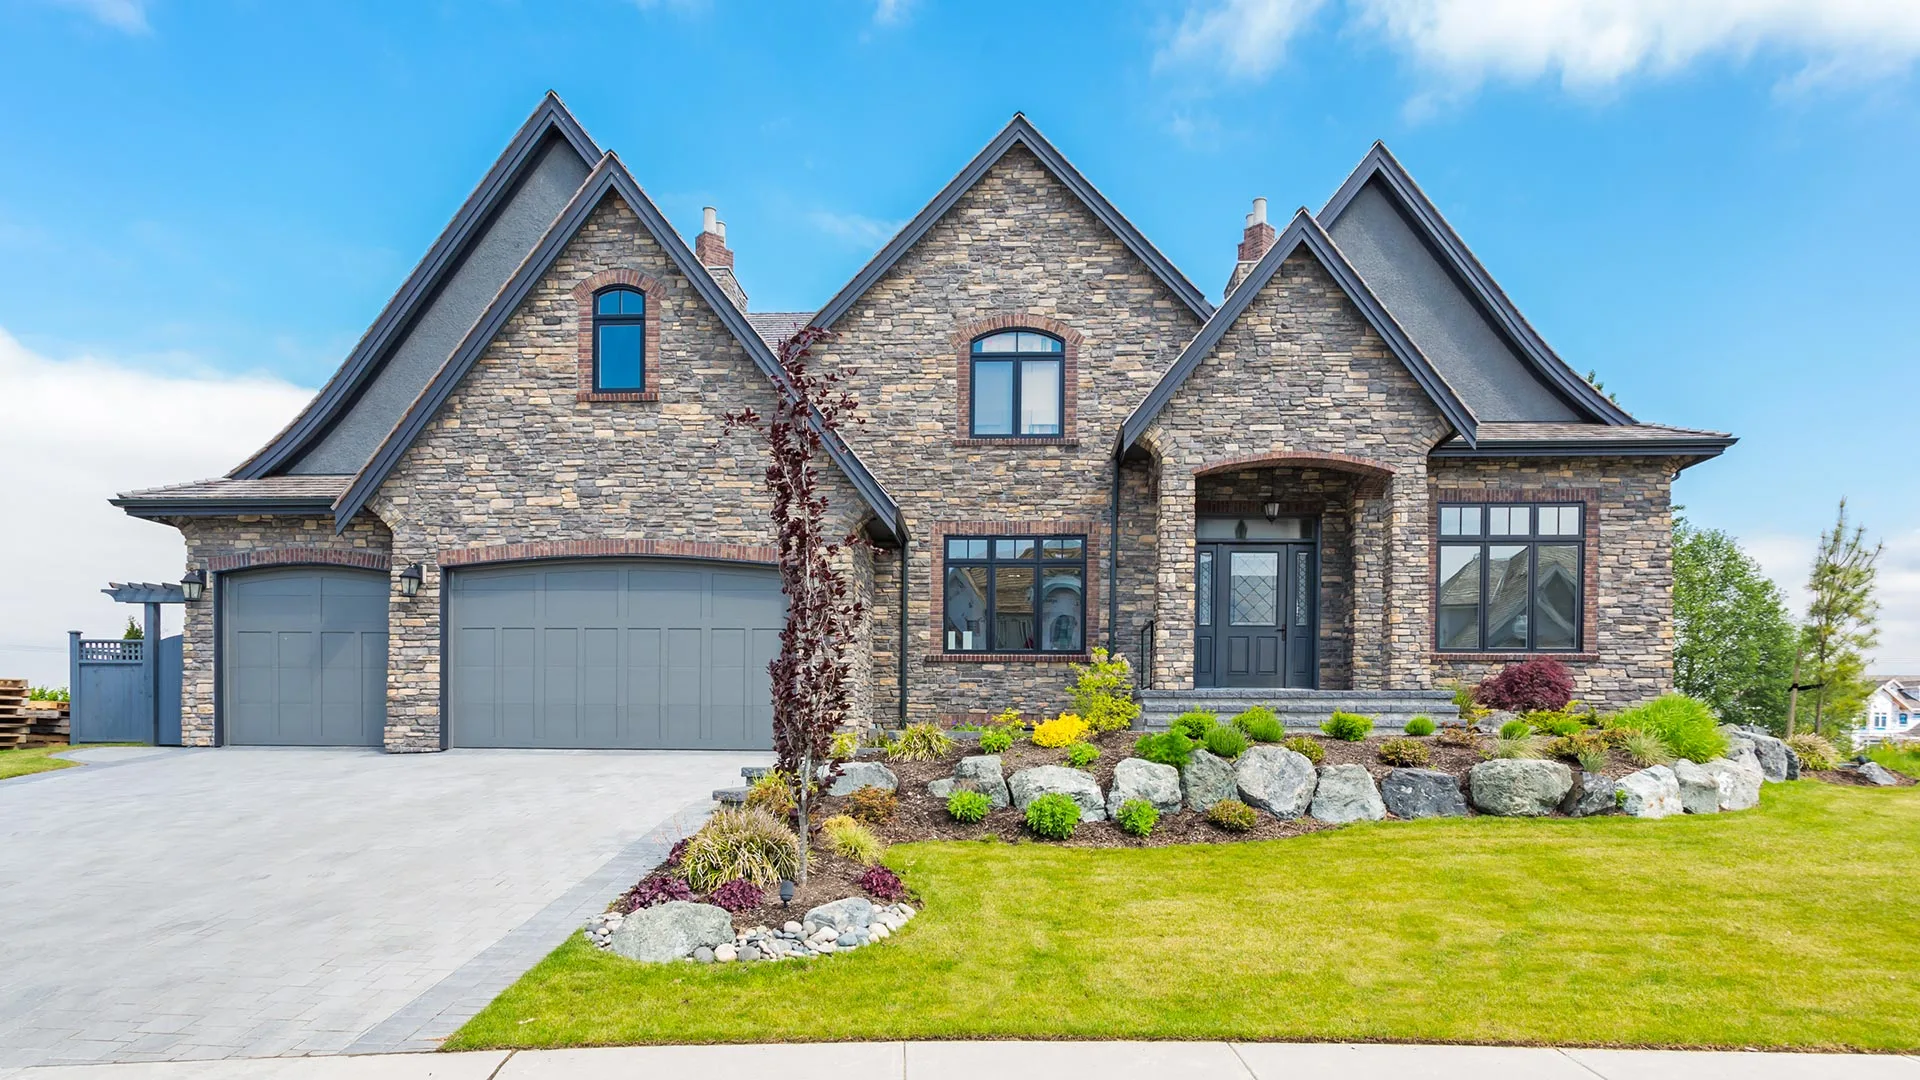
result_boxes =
[223,567,389,746]
[446,560,783,749]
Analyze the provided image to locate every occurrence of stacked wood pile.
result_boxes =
[0,680,27,749]
[24,696,71,747]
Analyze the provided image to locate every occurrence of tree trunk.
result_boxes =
[1785,652,1801,737]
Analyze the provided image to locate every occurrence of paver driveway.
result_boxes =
[0,746,762,1068]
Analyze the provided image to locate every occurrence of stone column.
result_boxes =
[1152,461,1196,690]
[384,524,442,752]
[1348,488,1387,688]
[1385,465,1433,689]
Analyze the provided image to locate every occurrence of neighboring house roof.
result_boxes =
[811,114,1213,329]
[113,476,348,518]
[1876,679,1920,712]
[1119,208,1478,455]
[1430,421,1735,461]
[331,153,906,542]
[745,311,812,352]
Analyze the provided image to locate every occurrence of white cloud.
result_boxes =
[1742,526,1920,678]
[0,328,314,687]
[806,209,905,248]
[47,0,151,33]
[1158,0,1331,79]
[874,0,910,25]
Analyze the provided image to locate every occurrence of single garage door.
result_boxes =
[447,560,783,749]
[223,567,389,746]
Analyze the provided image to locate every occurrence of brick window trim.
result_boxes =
[207,548,391,574]
[1428,486,1601,658]
[949,314,1084,446]
[439,538,779,568]
[572,269,664,403]
[1196,451,1394,495]
[928,519,1100,664]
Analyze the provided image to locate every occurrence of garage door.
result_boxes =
[446,560,783,749]
[223,567,389,746]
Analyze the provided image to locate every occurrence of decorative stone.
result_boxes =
[1854,761,1901,786]
[1181,748,1238,812]
[1379,768,1467,818]
[692,946,715,963]
[1737,728,1793,783]
[1467,759,1574,817]
[1560,771,1617,817]
[1474,710,1518,734]
[607,901,734,964]
[783,921,802,935]
[1310,764,1386,823]
[927,778,955,799]
[803,896,874,935]
[836,931,859,947]
[1671,759,1720,814]
[1616,766,1683,818]
[1234,745,1317,818]
[955,755,1011,808]
[870,923,890,941]
[714,943,737,963]
[1007,765,1107,821]
[828,762,898,797]
[739,943,761,962]
[1105,757,1183,816]
[1702,756,1763,811]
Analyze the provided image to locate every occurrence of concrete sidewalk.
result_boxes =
[6,1042,1917,1079]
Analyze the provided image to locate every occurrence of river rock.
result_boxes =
[955,755,1011,809]
[1181,748,1238,812]
[1234,745,1317,818]
[607,901,734,964]
[828,761,898,797]
[1379,768,1467,818]
[1007,765,1107,821]
[803,896,873,935]
[1106,757,1183,816]
[1616,766,1683,818]
[1467,759,1574,817]
[1310,764,1386,823]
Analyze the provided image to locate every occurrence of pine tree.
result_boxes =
[1791,500,1881,740]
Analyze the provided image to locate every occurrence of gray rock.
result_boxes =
[1474,709,1517,734]
[836,931,859,947]
[955,755,1011,809]
[783,920,802,935]
[1743,730,1792,783]
[927,778,955,799]
[692,946,715,963]
[1379,768,1467,818]
[1719,725,1756,760]
[713,943,737,963]
[1234,745,1317,818]
[828,761,898,797]
[1702,756,1763,811]
[1560,771,1618,817]
[1467,759,1574,817]
[1181,748,1238,812]
[803,896,874,934]
[1007,765,1107,821]
[1310,764,1386,823]
[1854,761,1901,786]
[1106,757,1183,817]
[1617,766,1683,818]
[1671,759,1721,814]
[739,943,762,962]
[607,901,734,964]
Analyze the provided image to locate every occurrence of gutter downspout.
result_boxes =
[1108,453,1121,656]
[897,528,909,727]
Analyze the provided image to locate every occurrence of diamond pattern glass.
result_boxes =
[1228,551,1279,627]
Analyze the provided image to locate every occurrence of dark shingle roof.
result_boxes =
[113,476,348,517]
[745,312,812,352]
[1430,422,1735,461]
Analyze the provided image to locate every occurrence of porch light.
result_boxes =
[397,563,424,599]
[180,568,206,602]
[1263,501,1282,522]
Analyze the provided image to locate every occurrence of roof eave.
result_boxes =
[112,497,340,520]
[1430,435,1737,460]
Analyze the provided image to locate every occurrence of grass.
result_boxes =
[0,745,81,780]
[448,782,1920,1053]
[1865,743,1920,780]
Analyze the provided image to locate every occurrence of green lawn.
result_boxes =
[449,782,1920,1052]
[0,745,80,780]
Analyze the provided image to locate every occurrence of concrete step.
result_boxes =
[1139,688,1457,733]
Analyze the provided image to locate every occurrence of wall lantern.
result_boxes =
[1262,501,1282,523]
[398,563,424,599]
[180,568,207,602]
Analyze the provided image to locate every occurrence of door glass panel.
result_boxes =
[992,566,1036,650]
[1039,566,1084,651]
[1293,550,1310,628]
[1197,517,1307,540]
[1227,551,1280,627]
[1534,544,1579,649]
[1486,545,1530,649]
[943,566,989,651]
[1196,549,1213,627]
[1437,545,1482,650]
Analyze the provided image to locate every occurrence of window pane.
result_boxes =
[596,323,644,390]
[1196,549,1213,627]
[992,566,1036,651]
[995,537,1036,560]
[1042,538,1083,558]
[1440,506,1461,536]
[946,538,969,560]
[621,289,646,315]
[1542,505,1582,536]
[1489,506,1529,535]
[1040,566,1084,651]
[973,332,1019,353]
[1228,551,1280,626]
[1437,546,1482,650]
[1457,506,1482,536]
[597,290,623,315]
[1019,360,1062,435]
[1017,331,1062,353]
[1535,544,1580,649]
[1486,544,1530,649]
[1294,550,1311,629]
[944,565,989,651]
[972,360,1014,434]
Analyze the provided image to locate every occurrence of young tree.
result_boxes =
[1790,499,1881,740]
[1671,518,1795,732]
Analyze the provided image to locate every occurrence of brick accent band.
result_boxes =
[572,268,664,403]
[438,538,779,568]
[207,548,391,573]
[949,313,1084,446]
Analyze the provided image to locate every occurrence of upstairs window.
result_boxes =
[593,286,647,392]
[970,330,1063,437]
[1436,502,1584,652]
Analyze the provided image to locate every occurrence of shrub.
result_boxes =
[946,788,992,824]
[1523,709,1587,737]
[888,721,955,761]
[1434,725,1479,749]
[1234,710,1285,743]
[1207,798,1257,832]
[978,728,1015,754]
[1576,747,1610,774]
[1404,715,1436,737]
[1231,705,1279,734]
[1475,658,1576,713]
[823,816,886,866]
[1449,680,1489,720]
[666,837,689,867]
[1283,735,1325,765]
[991,707,1025,731]
[743,771,796,817]
[1377,737,1430,767]
[1025,792,1081,839]
[1546,729,1609,764]
[1789,733,1840,772]
[1322,712,1373,741]
[858,865,908,903]
[1499,718,1534,740]
[1133,730,1194,769]
[680,808,801,891]
[847,785,898,824]
[707,877,764,913]
[1202,724,1248,760]
[1032,713,1091,748]
[1069,648,1143,732]
[1623,731,1675,767]
[1171,710,1218,740]
[1066,741,1101,769]
[829,731,860,760]
[1488,735,1540,760]
[1115,798,1159,837]
[1611,694,1728,763]
[618,875,693,913]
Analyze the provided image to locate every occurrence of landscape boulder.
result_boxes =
[954,755,1011,809]
[1702,756,1763,811]
[1467,759,1573,817]
[1234,745,1317,818]
[1181,748,1238,812]
[1310,764,1386,823]
[1728,726,1793,783]
[1616,766,1683,818]
[803,896,874,935]
[1378,768,1467,818]
[1008,765,1107,821]
[608,901,733,964]
[1851,761,1902,787]
[828,761,898,797]
[927,778,956,799]
[1106,758,1183,817]
[1671,759,1721,814]
[1559,771,1618,817]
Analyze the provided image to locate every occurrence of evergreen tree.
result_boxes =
[1791,500,1881,740]
[1672,518,1795,732]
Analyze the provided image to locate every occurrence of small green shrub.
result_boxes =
[821,814,886,866]
[1322,711,1373,741]
[1133,729,1194,768]
[743,770,796,817]
[1499,718,1533,740]
[680,808,802,891]
[1024,792,1081,839]
[1546,729,1610,764]
[1171,710,1218,740]
[829,731,860,760]
[1237,716,1284,743]
[1612,694,1727,763]
[1377,737,1430,767]
[1283,735,1325,765]
[978,728,1014,754]
[847,785,898,824]
[888,721,955,761]
[1404,715,1436,737]
[1115,798,1159,837]
[1068,649,1143,733]
[1231,706,1281,737]
[1449,680,1488,720]
[1789,733,1839,772]
[1523,709,1588,737]
[1066,741,1101,769]
[1623,731,1675,767]
[1202,725,1248,760]
[1206,798,1257,832]
[1488,735,1540,760]
[946,789,992,824]
[1435,725,1479,748]
[1576,747,1610,774]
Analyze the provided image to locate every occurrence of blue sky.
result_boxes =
[2,0,1917,680]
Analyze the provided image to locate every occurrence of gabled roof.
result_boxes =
[331,154,905,542]
[1319,143,1635,426]
[231,92,602,480]
[811,114,1213,329]
[1119,209,1477,455]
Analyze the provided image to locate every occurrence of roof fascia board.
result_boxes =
[813,116,1212,329]
[1318,144,1637,427]
[1119,210,1477,455]
[232,93,602,480]
[112,497,338,519]
[1430,436,1736,459]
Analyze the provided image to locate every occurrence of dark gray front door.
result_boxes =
[1195,543,1318,689]
[446,559,783,750]
[223,567,389,746]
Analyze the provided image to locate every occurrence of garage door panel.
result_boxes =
[223,568,387,746]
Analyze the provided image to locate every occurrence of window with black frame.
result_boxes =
[942,535,1086,653]
[1435,503,1583,652]
[593,286,646,391]
[970,330,1064,437]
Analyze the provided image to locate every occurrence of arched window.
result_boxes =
[969,330,1063,437]
[593,286,647,392]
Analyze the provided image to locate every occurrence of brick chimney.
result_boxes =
[696,206,748,311]
[1225,197,1274,299]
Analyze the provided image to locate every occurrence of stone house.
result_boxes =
[115,94,1733,751]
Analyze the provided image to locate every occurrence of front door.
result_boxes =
[1195,542,1318,688]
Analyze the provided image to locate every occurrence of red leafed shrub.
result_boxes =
[1475,658,1575,713]
[666,837,690,867]
[707,878,764,913]
[857,866,907,903]
[618,875,693,913]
